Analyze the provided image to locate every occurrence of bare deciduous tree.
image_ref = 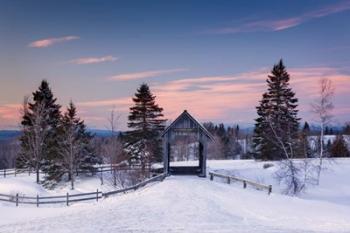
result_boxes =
[264,117,305,194]
[311,78,334,184]
[103,109,127,186]
[18,97,48,183]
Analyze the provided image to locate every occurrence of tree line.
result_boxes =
[15,81,166,189]
[1,59,349,193]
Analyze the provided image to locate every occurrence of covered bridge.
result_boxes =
[161,110,214,177]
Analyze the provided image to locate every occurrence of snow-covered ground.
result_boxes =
[0,159,350,232]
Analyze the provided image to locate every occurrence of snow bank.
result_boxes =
[1,159,350,232]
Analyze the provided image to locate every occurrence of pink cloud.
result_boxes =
[150,66,350,124]
[211,1,350,34]
[78,97,131,108]
[0,104,21,129]
[108,68,187,81]
[75,66,350,129]
[29,36,79,48]
[69,55,118,65]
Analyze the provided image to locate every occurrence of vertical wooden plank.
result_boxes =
[16,193,18,206]
[37,194,39,207]
[66,193,69,206]
[96,189,99,202]
[100,167,104,185]
[4,169,6,178]
[243,181,247,189]
[268,185,272,195]
[162,134,169,175]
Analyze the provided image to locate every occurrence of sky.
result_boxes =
[0,0,350,130]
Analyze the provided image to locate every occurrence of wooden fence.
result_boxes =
[209,171,272,195]
[0,173,166,207]
[0,164,149,178]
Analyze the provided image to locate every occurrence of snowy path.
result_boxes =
[1,176,350,233]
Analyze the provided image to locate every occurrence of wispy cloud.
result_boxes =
[69,55,118,65]
[108,68,188,81]
[78,97,131,108]
[29,36,79,48]
[210,1,350,34]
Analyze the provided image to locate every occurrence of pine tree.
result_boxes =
[343,123,350,135]
[17,80,61,184]
[253,60,300,160]
[125,83,166,174]
[58,102,99,189]
[331,135,350,157]
[299,121,312,158]
[303,121,310,133]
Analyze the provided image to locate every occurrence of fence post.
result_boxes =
[100,167,104,185]
[96,189,99,202]
[243,181,247,189]
[227,177,230,184]
[37,194,39,207]
[15,168,16,177]
[66,193,69,206]
[16,193,19,207]
[210,173,213,181]
[4,169,6,178]
[268,185,272,195]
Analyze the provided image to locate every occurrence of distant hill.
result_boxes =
[0,130,21,141]
[0,129,119,141]
[87,129,121,137]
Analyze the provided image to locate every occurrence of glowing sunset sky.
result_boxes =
[0,0,350,130]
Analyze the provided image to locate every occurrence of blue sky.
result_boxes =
[0,0,349,130]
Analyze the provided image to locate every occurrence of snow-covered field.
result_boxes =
[0,159,350,233]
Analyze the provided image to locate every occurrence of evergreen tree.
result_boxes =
[57,102,99,189]
[343,123,350,135]
[125,83,166,174]
[253,60,300,160]
[331,135,350,157]
[17,80,61,184]
[298,121,312,158]
[303,121,310,133]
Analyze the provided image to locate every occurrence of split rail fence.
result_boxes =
[0,164,149,178]
[0,173,166,207]
[209,171,272,195]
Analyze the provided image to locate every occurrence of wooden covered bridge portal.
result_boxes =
[161,110,213,177]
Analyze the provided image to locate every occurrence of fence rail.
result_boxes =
[209,171,272,195]
[0,165,151,178]
[0,173,166,207]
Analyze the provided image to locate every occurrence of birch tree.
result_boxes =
[103,109,127,186]
[17,97,48,183]
[311,78,334,184]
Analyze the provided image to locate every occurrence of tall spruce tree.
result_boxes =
[253,60,300,160]
[299,121,312,158]
[125,83,166,173]
[17,80,61,184]
[58,102,99,189]
[331,135,350,157]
